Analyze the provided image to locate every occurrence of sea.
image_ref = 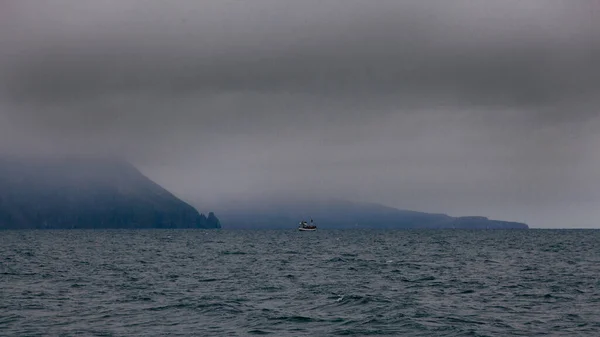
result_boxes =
[1,229,599,336]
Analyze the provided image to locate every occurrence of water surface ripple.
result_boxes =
[1,229,599,336]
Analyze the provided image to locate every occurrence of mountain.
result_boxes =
[0,155,220,230]
[206,195,528,229]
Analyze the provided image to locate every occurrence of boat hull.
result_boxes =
[298,227,317,231]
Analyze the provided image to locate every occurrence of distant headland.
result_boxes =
[205,196,529,230]
[0,155,220,230]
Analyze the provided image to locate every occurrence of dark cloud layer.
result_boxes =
[1,1,599,227]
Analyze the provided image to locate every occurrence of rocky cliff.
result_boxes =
[0,156,220,230]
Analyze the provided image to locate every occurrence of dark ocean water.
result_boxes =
[1,229,599,336]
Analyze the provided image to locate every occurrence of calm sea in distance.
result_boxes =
[1,229,599,336]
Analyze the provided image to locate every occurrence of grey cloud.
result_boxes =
[4,1,599,106]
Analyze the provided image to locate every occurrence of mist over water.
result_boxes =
[2,229,599,336]
[1,1,600,227]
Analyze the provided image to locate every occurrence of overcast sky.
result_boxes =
[1,1,599,227]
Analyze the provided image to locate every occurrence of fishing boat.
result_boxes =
[298,219,317,231]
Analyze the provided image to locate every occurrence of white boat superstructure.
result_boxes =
[298,219,317,231]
